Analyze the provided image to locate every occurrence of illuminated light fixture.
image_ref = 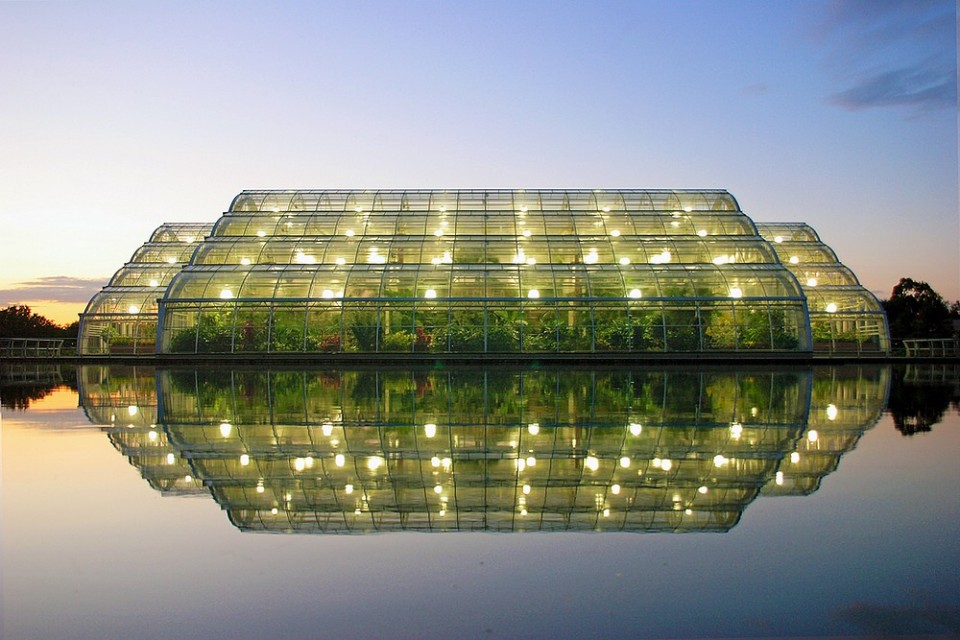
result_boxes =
[431,456,441,467]
[166,256,177,264]
[649,250,671,264]
[683,207,693,213]
[434,485,443,494]
[184,236,195,244]
[516,459,526,472]
[807,430,819,443]
[528,423,540,435]
[256,482,264,493]
[434,229,444,237]
[344,229,355,237]
[729,287,743,299]
[321,422,333,436]
[335,257,346,266]
[424,288,437,299]
[127,305,139,314]
[602,206,611,213]
[825,302,838,313]
[322,289,335,299]
[698,485,708,494]
[660,459,673,471]
[442,251,452,263]
[294,458,306,471]
[610,229,621,237]
[730,422,743,439]
[271,508,279,515]
[697,229,708,237]
[335,454,345,467]
[166,453,176,465]
[522,229,532,237]
[671,220,680,227]
[790,452,800,463]
[522,484,531,495]
[603,508,611,517]
[220,289,234,299]
[354,508,362,515]
[354,206,363,213]
[611,484,621,495]
[424,423,437,438]
[438,206,447,213]
[256,230,266,237]
[431,257,441,265]
[519,206,528,213]
[628,288,642,299]
[619,456,631,468]
[219,422,232,437]
[585,456,600,471]
[148,279,160,287]
[620,257,631,266]
[240,454,250,466]
[240,258,251,266]
[806,277,818,287]
[148,430,158,442]
[345,484,354,494]
[776,471,784,486]
[367,456,384,470]
[525,456,537,467]
[583,249,599,264]
[713,454,729,467]
[367,250,386,264]
[789,256,799,264]
[295,251,315,264]
[629,422,642,435]
[526,257,537,266]
[826,404,838,421]
[441,457,452,468]
[774,236,783,243]
[527,289,540,299]
[520,508,528,516]
[512,251,526,264]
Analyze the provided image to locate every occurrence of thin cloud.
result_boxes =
[741,82,769,96]
[812,0,956,114]
[0,276,106,305]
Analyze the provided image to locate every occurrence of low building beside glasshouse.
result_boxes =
[78,190,890,356]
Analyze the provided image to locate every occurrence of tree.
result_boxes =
[881,278,953,343]
[0,305,78,339]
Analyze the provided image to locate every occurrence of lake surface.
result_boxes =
[2,363,958,639]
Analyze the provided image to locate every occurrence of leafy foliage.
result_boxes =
[0,305,77,338]
[882,278,954,342]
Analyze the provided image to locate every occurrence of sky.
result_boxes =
[0,0,956,325]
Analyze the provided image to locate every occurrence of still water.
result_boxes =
[2,364,958,639]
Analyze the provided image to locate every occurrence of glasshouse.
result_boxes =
[78,190,889,356]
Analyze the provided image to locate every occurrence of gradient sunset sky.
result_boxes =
[1,0,956,325]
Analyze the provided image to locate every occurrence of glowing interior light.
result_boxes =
[516,459,526,471]
[148,279,160,287]
[321,422,333,436]
[431,456,441,467]
[166,453,175,465]
[127,304,140,315]
[527,289,540,299]
[319,289,335,300]
[345,229,355,237]
[184,236,195,244]
[520,508,528,516]
[295,251,315,264]
[513,250,526,264]
[354,206,363,213]
[729,287,743,299]
[256,482,264,493]
[424,288,437,299]
[367,456,384,470]
[790,452,800,463]
[610,229,621,237]
[367,249,386,264]
[438,206,447,213]
[774,235,783,243]
[629,422,642,436]
[219,422,232,437]
[683,207,693,213]
[671,220,680,227]
[713,454,729,467]
[698,485,708,494]
[519,206,528,213]
[776,471,784,485]
[661,459,673,471]
[240,454,250,466]
[335,454,345,467]
[431,257,441,265]
[335,257,346,266]
[650,250,672,264]
[807,430,819,443]
[345,484,354,494]
[434,229,444,237]
[424,423,437,438]
[256,230,266,238]
[806,278,818,287]
[294,457,306,471]
[220,289,234,299]
[601,206,611,213]
[148,430,158,442]
[620,456,631,468]
[441,251,452,263]
[730,422,743,439]
[585,456,599,471]
[628,288,642,299]
[239,257,252,266]
[526,257,537,265]
[525,456,537,467]
[270,507,278,515]
[825,303,838,313]
[619,257,631,266]
[789,255,799,264]
[522,484,531,495]
[603,508,611,517]
[611,484,621,495]
[166,256,177,264]
[826,404,838,420]
[528,423,540,435]
[434,485,443,494]
[522,229,532,237]
[697,229,708,237]
[583,249,599,264]
[354,508,362,515]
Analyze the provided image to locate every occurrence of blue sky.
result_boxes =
[1,0,956,324]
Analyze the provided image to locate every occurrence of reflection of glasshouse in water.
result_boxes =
[78,190,889,355]
[77,365,890,533]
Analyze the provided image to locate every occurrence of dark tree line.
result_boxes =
[881,278,959,344]
[0,305,79,339]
